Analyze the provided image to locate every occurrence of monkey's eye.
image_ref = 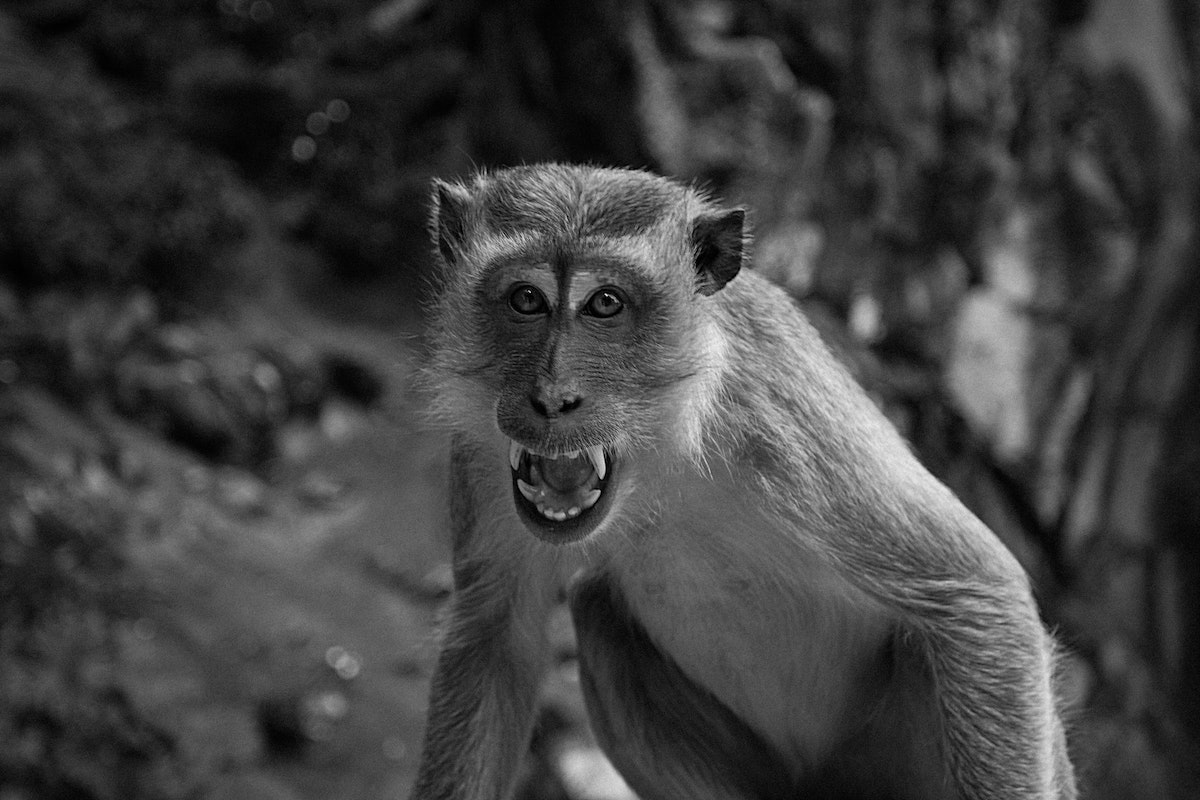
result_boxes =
[583,288,625,319]
[508,284,548,315]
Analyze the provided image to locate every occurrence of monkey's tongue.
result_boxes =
[511,444,606,521]
[532,453,595,493]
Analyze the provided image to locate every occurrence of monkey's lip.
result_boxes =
[508,440,613,544]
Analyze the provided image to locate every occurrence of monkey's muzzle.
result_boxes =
[508,441,612,543]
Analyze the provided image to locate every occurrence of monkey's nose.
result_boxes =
[529,389,584,418]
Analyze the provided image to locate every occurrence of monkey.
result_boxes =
[414,163,1076,800]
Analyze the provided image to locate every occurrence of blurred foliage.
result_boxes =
[0,413,192,800]
[0,283,369,468]
[0,42,249,303]
[79,0,466,280]
[0,5,398,797]
[0,0,397,467]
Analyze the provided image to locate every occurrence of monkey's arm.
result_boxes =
[410,591,550,800]
[841,486,1073,800]
[905,570,1074,800]
[728,291,1075,797]
[410,441,557,800]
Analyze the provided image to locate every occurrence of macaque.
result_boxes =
[414,164,1076,800]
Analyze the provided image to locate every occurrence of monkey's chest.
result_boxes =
[612,532,891,767]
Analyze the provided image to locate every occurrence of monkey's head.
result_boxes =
[427,165,746,544]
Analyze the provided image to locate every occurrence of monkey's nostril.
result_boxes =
[530,391,583,418]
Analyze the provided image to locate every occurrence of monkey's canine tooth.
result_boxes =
[517,479,539,503]
[509,440,523,471]
[586,446,606,479]
[581,489,601,510]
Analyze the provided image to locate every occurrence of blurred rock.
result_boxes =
[216,469,270,517]
[295,471,348,510]
[2,279,385,469]
[946,288,1033,464]
[753,222,823,297]
[318,401,367,442]
[104,319,376,468]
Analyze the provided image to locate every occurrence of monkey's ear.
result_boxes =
[431,179,473,266]
[692,208,746,296]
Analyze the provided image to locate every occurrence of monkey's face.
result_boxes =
[480,254,701,545]
[428,166,745,545]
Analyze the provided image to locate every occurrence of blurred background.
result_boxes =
[0,0,1198,798]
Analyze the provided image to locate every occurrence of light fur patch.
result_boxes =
[671,314,728,468]
[605,452,893,767]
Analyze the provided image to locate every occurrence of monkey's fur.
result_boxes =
[417,164,1076,800]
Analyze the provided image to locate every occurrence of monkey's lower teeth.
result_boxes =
[517,478,602,521]
[537,504,580,522]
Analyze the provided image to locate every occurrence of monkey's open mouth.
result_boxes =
[508,440,613,543]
